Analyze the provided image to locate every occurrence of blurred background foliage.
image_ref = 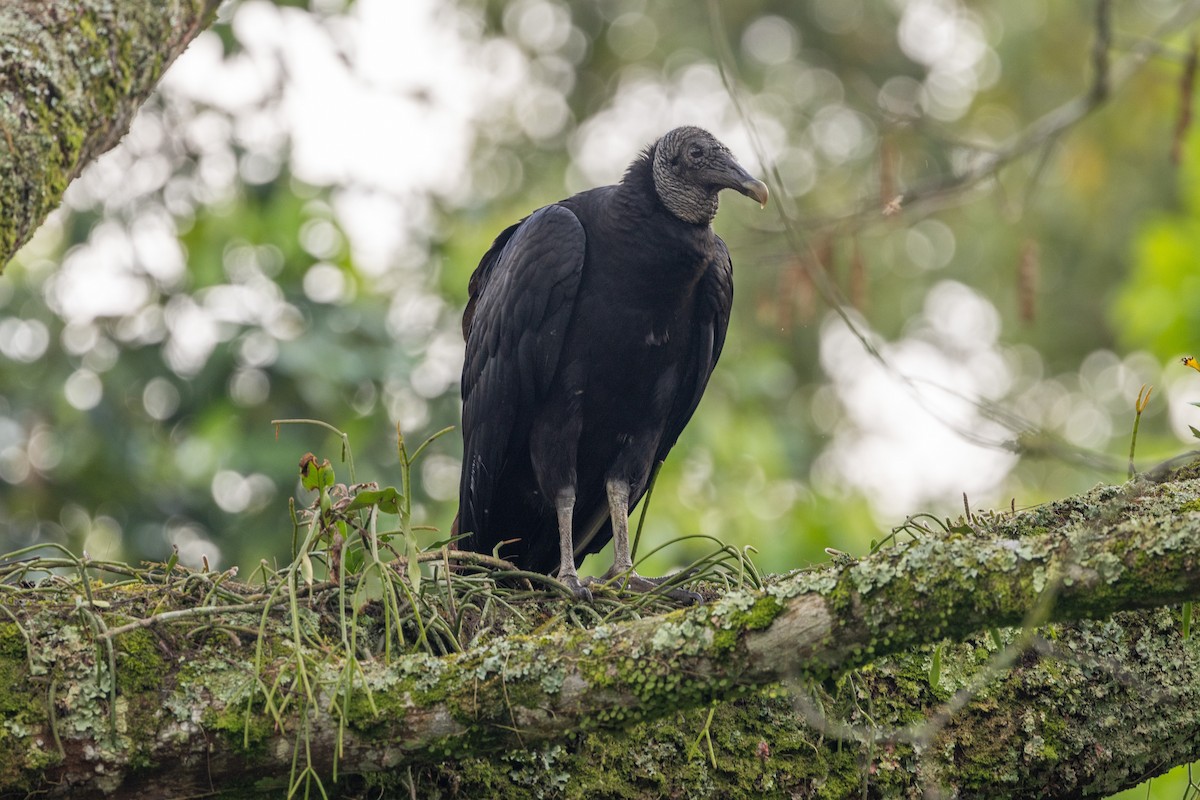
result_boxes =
[5,0,1200,573]
[3,1,1200,785]
[3,0,1200,793]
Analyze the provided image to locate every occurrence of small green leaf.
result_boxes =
[1190,425,1200,440]
[1184,602,1193,640]
[299,453,336,492]
[346,487,404,515]
[427,533,469,550]
[318,463,336,490]
[990,628,1004,649]
[928,643,942,689]
[300,552,314,587]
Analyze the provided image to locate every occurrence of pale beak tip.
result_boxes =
[742,178,769,208]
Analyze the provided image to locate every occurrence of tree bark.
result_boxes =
[0,0,220,266]
[2,474,1200,798]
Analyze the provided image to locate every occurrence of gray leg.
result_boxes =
[589,478,699,604]
[607,479,633,573]
[555,488,592,602]
[596,478,646,587]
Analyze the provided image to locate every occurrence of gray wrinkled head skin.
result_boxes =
[650,126,769,225]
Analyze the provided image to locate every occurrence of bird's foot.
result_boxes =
[588,569,701,605]
[561,573,594,603]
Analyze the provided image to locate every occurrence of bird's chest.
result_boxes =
[553,218,712,413]
[561,283,694,423]
[574,264,693,356]
[579,233,705,347]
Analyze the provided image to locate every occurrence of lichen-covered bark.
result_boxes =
[414,607,1200,799]
[0,0,220,266]
[2,475,1200,798]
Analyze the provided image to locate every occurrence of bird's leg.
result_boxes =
[606,478,635,575]
[590,478,699,604]
[595,478,648,588]
[555,488,592,602]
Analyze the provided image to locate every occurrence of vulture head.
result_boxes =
[650,126,769,225]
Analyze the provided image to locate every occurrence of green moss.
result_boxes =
[0,623,28,661]
[399,695,868,799]
[114,629,165,694]
[0,732,36,794]
[712,628,738,653]
[812,748,864,799]
[0,645,48,790]
[742,597,784,630]
[342,684,386,730]
[708,595,785,656]
[0,651,38,721]
[0,665,29,721]
[204,701,273,752]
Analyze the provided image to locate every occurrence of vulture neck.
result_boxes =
[622,146,717,227]
[613,149,716,305]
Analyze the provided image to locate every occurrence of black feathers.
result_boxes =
[454,127,766,596]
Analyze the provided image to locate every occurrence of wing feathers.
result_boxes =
[457,205,587,549]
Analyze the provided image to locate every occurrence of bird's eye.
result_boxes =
[687,145,704,160]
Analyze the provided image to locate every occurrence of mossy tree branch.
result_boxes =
[0,0,220,267]
[2,475,1200,797]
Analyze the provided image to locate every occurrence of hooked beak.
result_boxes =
[709,153,769,208]
[738,176,770,208]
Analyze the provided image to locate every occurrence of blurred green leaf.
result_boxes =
[346,487,404,516]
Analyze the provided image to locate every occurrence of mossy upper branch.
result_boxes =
[0,0,220,267]
[396,474,1200,744]
[5,476,1200,796]
[277,477,1200,765]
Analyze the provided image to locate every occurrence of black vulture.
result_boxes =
[454,126,768,601]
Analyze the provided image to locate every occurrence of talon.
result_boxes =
[599,569,701,604]
[563,574,594,603]
[668,587,703,605]
[644,578,701,605]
